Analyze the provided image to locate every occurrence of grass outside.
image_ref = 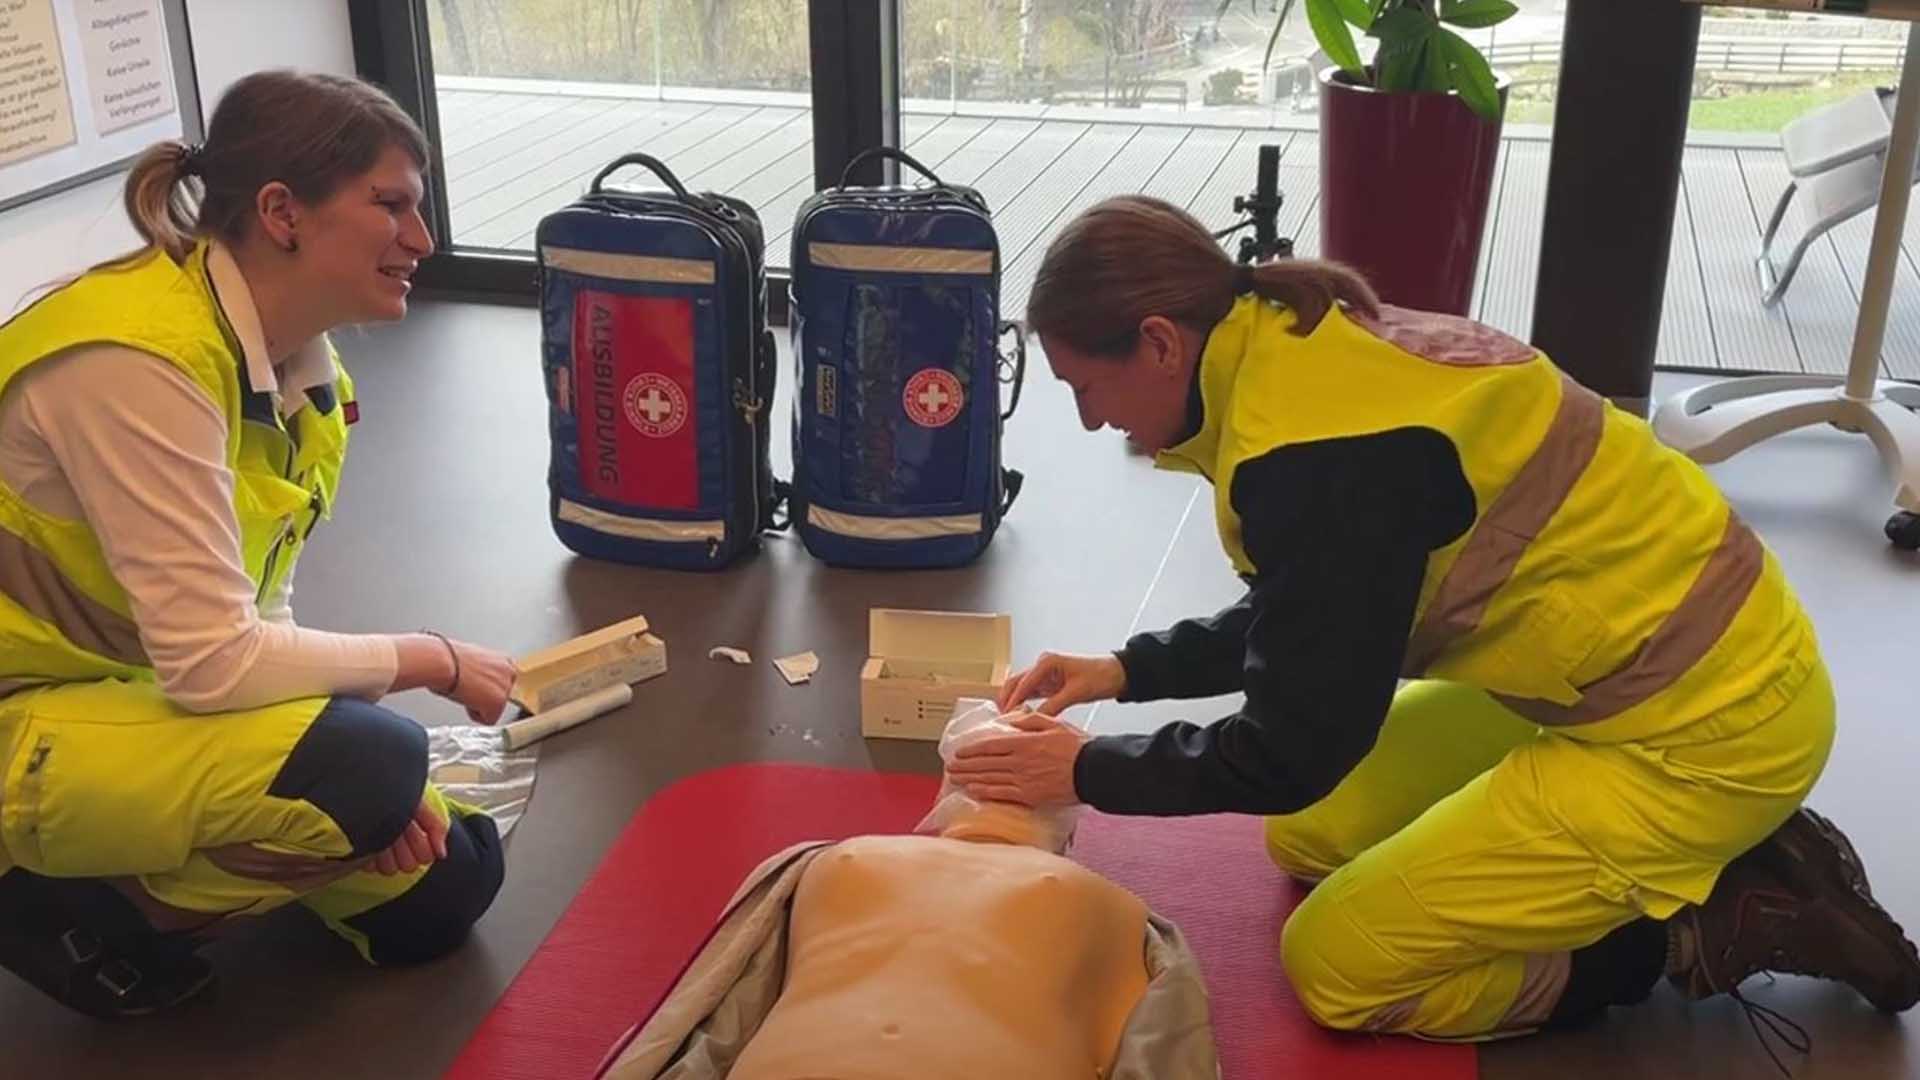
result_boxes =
[1505,70,1899,133]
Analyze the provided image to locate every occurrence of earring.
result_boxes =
[285,237,299,254]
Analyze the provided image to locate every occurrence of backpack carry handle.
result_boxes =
[837,147,948,190]
[997,321,1027,422]
[590,153,693,202]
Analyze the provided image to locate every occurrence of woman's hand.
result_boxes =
[372,798,449,876]
[395,633,518,724]
[998,651,1128,715]
[441,638,517,725]
[947,711,1092,807]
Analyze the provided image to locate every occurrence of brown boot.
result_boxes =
[1670,807,1920,1013]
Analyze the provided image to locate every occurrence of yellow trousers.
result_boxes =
[0,678,502,964]
[1266,650,1834,1039]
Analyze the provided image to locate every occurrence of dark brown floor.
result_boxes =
[2,299,1915,1078]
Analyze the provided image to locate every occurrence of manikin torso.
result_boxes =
[726,820,1151,1080]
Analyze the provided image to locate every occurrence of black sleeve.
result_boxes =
[1113,593,1255,703]
[1074,427,1475,816]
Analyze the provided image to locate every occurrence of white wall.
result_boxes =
[0,1,355,313]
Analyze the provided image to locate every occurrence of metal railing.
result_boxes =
[1486,36,1908,75]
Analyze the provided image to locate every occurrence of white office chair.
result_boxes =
[1757,86,1913,307]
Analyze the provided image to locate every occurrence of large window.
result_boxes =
[421,1,814,255]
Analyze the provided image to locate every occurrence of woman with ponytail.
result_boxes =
[950,195,1919,1048]
[0,71,509,1018]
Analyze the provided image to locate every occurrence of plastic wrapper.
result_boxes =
[426,722,539,838]
[914,697,1083,854]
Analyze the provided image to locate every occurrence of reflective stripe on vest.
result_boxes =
[0,244,351,692]
[1402,375,1604,675]
[1490,515,1764,727]
[0,528,147,667]
[1404,375,1765,726]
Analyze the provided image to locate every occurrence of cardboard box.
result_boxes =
[860,608,1011,741]
[510,614,667,714]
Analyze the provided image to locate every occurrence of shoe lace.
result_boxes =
[1692,913,1813,1080]
[1731,977,1812,1079]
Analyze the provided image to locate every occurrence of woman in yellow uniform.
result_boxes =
[950,195,1920,1049]
[0,71,514,1018]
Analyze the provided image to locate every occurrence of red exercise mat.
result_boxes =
[1074,809,1476,1080]
[445,764,940,1080]
[445,764,1474,1079]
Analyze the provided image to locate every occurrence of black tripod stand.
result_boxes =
[1212,143,1294,264]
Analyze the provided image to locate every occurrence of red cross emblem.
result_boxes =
[623,373,688,438]
[903,368,964,429]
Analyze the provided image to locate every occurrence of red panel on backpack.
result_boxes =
[572,291,698,511]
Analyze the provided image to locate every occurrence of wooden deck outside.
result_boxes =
[434,85,1920,379]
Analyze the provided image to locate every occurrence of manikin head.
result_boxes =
[915,700,1081,854]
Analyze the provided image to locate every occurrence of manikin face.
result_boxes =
[265,144,433,326]
[1042,315,1198,453]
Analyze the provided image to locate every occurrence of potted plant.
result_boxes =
[1266,0,1519,315]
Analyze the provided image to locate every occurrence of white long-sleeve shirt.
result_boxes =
[0,246,397,712]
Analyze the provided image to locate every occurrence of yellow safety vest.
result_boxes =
[0,243,354,696]
[1158,297,1812,744]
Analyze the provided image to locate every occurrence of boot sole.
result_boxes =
[1771,807,1920,1013]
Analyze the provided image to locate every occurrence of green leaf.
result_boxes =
[1374,34,1428,92]
[1369,0,1392,20]
[1369,7,1436,44]
[1439,0,1520,29]
[1330,0,1375,30]
[1435,26,1503,120]
[1422,40,1455,93]
[1304,0,1366,77]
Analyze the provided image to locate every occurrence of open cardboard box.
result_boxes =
[510,613,667,714]
[860,608,1011,741]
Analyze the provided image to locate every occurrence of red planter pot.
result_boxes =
[1318,68,1510,316]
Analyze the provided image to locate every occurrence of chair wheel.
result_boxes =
[1888,511,1920,551]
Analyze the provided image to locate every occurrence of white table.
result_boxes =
[1652,17,1920,549]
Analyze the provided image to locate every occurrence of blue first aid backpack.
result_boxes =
[536,153,784,571]
[787,148,1026,569]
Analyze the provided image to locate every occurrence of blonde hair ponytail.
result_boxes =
[1026,195,1381,358]
[122,140,203,264]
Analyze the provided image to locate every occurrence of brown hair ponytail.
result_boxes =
[122,140,203,263]
[1025,195,1381,358]
[116,70,427,268]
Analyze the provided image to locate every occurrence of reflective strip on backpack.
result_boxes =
[807,505,982,540]
[557,500,725,543]
[541,247,716,285]
[807,243,993,276]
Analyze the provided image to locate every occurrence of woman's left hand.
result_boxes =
[372,797,449,876]
[947,712,1092,807]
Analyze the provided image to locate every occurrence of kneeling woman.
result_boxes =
[953,195,1920,1046]
[0,71,514,1017]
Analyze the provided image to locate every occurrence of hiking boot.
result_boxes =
[1670,807,1920,1013]
[0,869,214,1019]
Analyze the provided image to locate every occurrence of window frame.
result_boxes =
[346,0,900,313]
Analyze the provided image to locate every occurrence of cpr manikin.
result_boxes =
[598,702,1217,1079]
